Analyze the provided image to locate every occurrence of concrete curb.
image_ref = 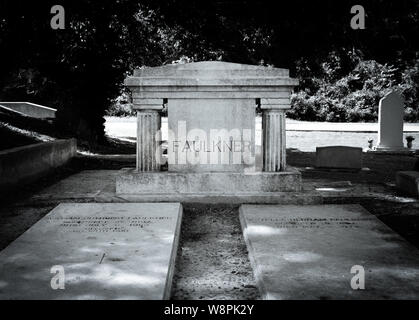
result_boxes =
[0,139,76,190]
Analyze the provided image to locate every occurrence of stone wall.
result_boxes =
[0,139,76,190]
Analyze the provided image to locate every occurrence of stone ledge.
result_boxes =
[116,168,302,195]
[0,139,77,191]
[367,149,417,155]
[109,192,321,205]
[0,101,56,119]
[396,171,419,198]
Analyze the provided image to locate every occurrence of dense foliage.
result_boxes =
[288,51,419,122]
[1,0,419,143]
[0,0,175,143]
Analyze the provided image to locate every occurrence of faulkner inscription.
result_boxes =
[172,139,253,153]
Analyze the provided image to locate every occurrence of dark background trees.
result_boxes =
[1,0,418,144]
[0,0,156,144]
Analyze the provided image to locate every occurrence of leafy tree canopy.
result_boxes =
[0,0,418,142]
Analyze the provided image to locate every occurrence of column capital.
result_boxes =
[132,98,164,111]
[260,98,290,110]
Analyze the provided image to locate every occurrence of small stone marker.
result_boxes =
[240,204,419,299]
[315,146,362,169]
[376,91,406,151]
[396,171,419,198]
[0,203,182,300]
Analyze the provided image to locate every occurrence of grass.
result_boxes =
[0,123,38,151]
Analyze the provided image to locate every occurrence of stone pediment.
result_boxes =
[125,61,298,88]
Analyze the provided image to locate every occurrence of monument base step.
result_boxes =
[116,168,302,197]
[110,191,322,205]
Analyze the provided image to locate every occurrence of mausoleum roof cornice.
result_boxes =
[125,61,298,100]
[125,77,299,87]
[125,61,298,88]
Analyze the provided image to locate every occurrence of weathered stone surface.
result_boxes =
[316,146,362,169]
[263,110,286,171]
[0,139,77,191]
[168,98,255,172]
[136,110,162,171]
[240,204,419,300]
[125,61,299,174]
[132,60,290,77]
[26,170,318,205]
[0,203,182,300]
[116,168,302,195]
[126,61,297,96]
[376,91,406,151]
[396,171,419,198]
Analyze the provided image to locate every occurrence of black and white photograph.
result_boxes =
[0,0,419,314]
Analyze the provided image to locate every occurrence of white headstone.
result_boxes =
[376,91,405,151]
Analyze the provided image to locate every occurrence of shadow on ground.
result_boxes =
[1,148,419,299]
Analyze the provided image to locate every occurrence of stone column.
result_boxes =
[133,99,163,171]
[261,99,288,172]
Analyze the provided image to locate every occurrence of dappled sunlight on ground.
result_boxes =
[245,225,287,237]
[282,252,323,263]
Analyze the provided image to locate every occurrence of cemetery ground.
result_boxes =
[1,117,419,299]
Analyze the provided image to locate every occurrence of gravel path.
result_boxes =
[171,204,260,300]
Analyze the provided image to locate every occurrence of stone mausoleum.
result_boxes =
[116,61,301,196]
